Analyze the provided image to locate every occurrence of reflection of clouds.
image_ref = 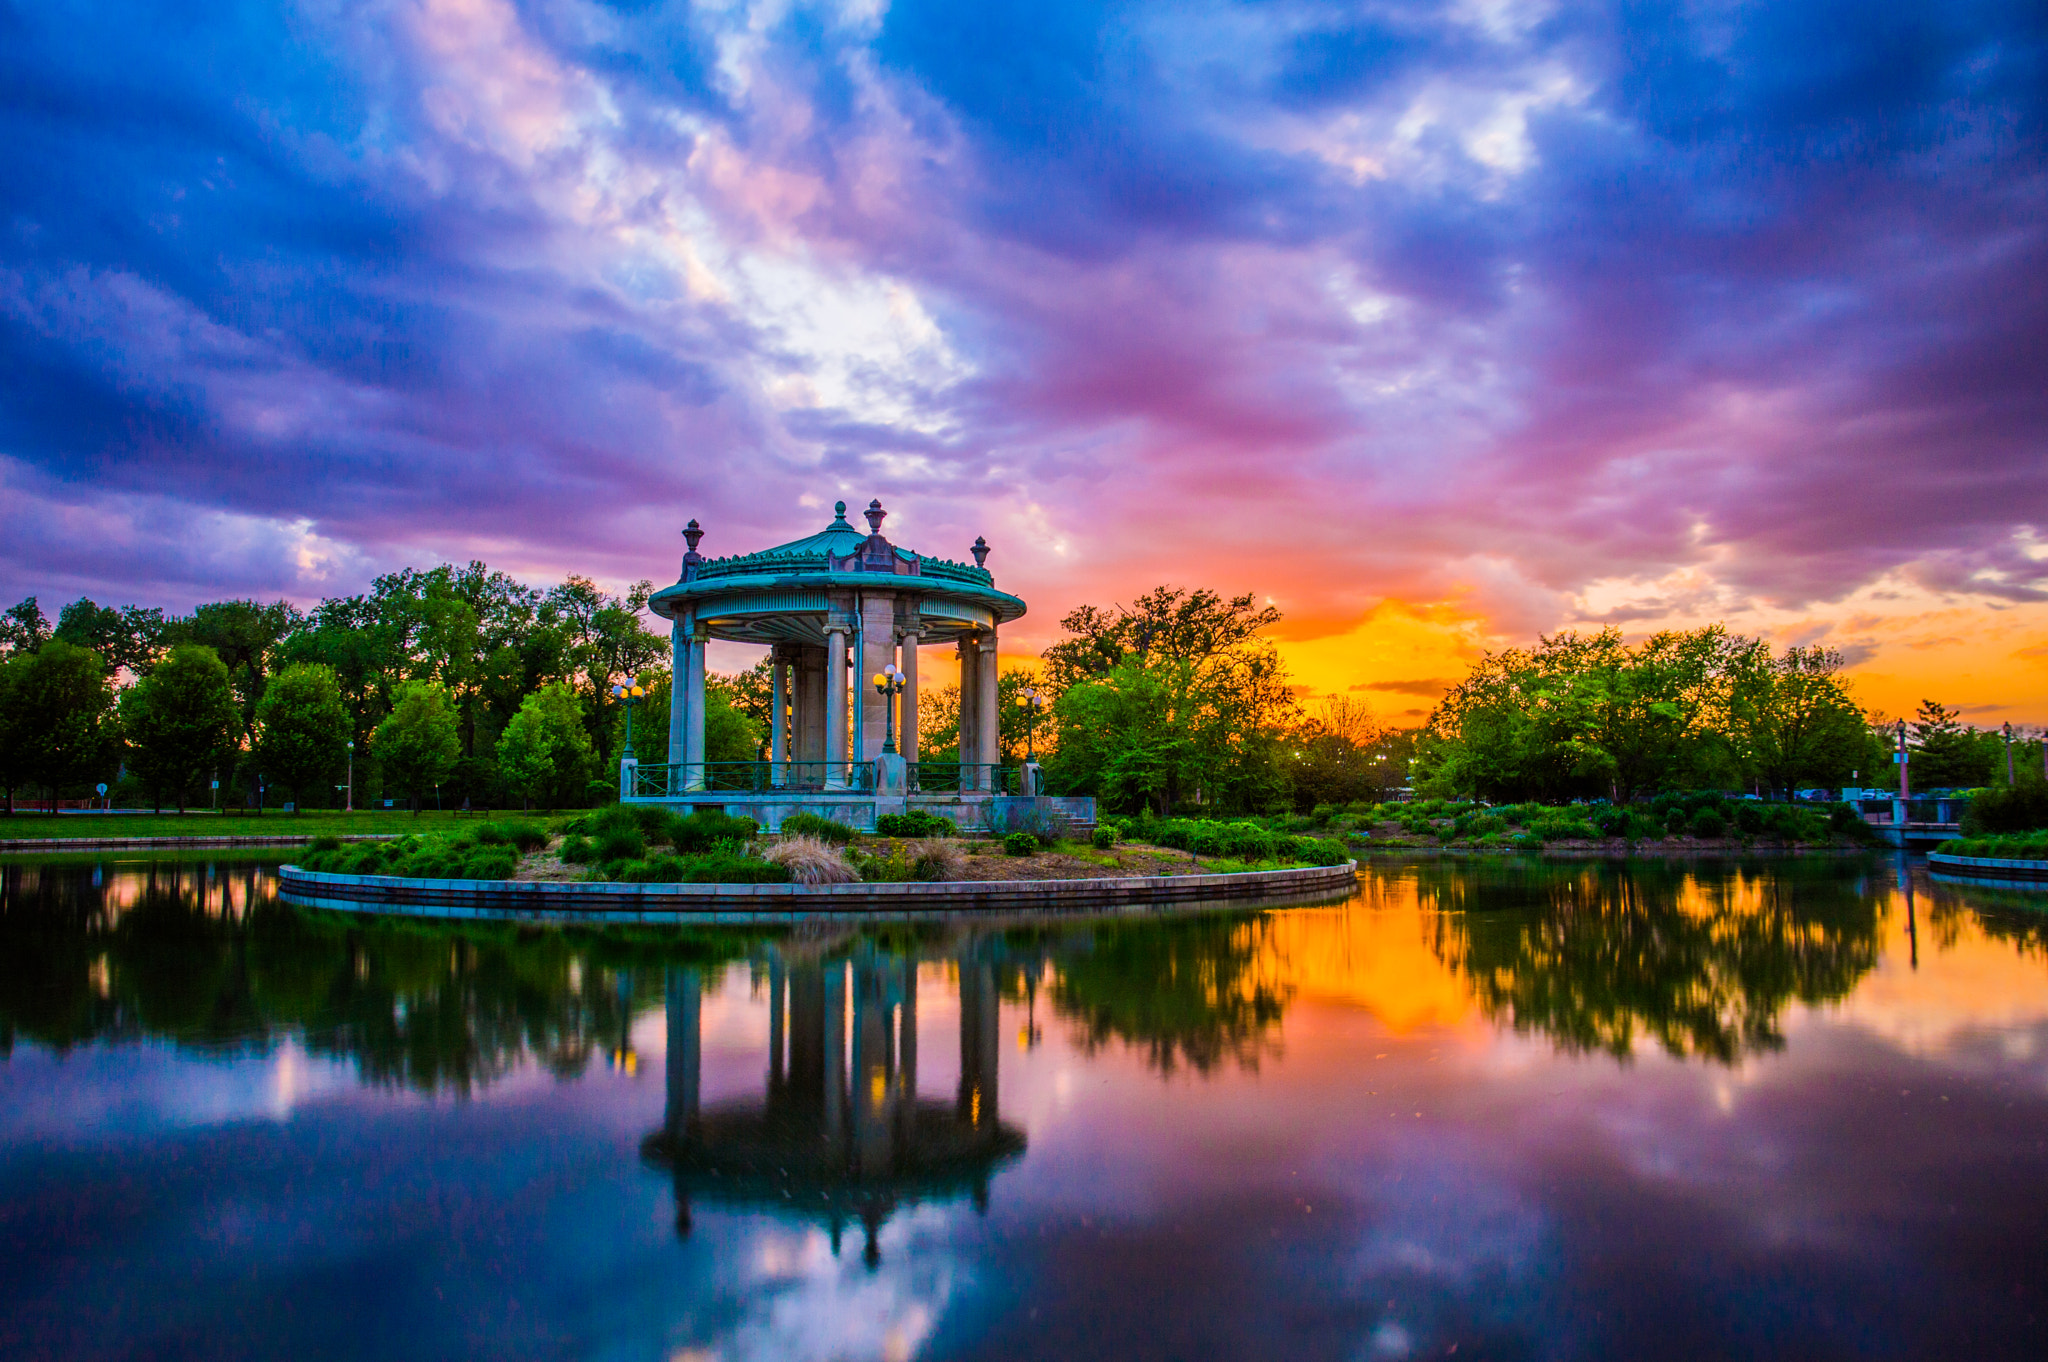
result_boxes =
[0,1040,356,1142]
[1340,1133,1544,1359]
[678,1205,962,1362]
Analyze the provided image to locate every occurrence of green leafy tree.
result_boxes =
[626,670,762,766]
[169,599,303,739]
[0,654,30,811]
[1042,587,1282,692]
[374,680,462,813]
[120,644,237,812]
[1724,643,1870,797]
[546,575,666,766]
[254,663,350,813]
[2,641,118,810]
[0,598,51,658]
[54,598,167,675]
[1419,626,1747,802]
[498,681,595,808]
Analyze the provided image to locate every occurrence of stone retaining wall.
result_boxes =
[1928,851,2048,885]
[277,860,1360,924]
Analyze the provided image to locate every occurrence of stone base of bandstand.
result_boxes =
[623,791,1097,836]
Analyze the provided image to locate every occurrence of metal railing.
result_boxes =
[907,763,1021,794]
[633,761,874,797]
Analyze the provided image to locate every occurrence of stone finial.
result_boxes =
[864,499,887,533]
[833,500,849,521]
[682,519,704,554]
[971,535,990,568]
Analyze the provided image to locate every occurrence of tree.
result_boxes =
[374,680,461,812]
[627,671,763,766]
[1907,700,1999,789]
[1724,644,1870,797]
[120,645,236,812]
[0,654,29,811]
[546,576,666,766]
[915,670,1042,764]
[54,598,167,676]
[253,663,350,813]
[1042,586,1299,814]
[498,682,595,809]
[0,598,50,658]
[169,599,303,740]
[2,642,117,810]
[1419,627,1746,802]
[1042,588,1282,692]
[1289,696,1393,809]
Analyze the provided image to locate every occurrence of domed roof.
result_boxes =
[647,498,1026,645]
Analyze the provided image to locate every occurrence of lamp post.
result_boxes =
[346,740,355,813]
[872,664,906,754]
[2005,721,2015,786]
[1018,686,1045,762]
[611,682,645,759]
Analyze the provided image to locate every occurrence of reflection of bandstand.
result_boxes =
[642,948,1026,1267]
[631,500,1094,833]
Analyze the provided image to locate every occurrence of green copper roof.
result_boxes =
[753,500,873,560]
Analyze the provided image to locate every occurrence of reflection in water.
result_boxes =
[0,858,741,1094]
[1039,914,1294,1075]
[7,854,2048,1359]
[643,945,1026,1267]
[1422,858,1886,1063]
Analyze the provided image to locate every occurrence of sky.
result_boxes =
[2,0,2045,722]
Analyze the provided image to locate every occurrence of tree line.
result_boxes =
[3,566,2032,817]
[0,568,760,813]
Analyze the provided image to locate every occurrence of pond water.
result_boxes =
[2,855,2046,1361]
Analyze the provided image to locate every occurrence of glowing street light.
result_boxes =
[1018,685,1046,762]
[612,682,645,760]
[873,664,906,754]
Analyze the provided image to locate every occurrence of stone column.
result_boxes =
[665,967,701,1137]
[797,644,825,768]
[769,648,787,786]
[900,631,920,764]
[684,622,708,790]
[859,594,897,760]
[978,627,1001,773]
[956,635,980,789]
[824,625,848,787]
[667,619,688,779]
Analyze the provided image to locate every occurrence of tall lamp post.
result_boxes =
[346,740,355,813]
[1018,686,1045,761]
[2005,721,2015,786]
[872,664,906,753]
[612,682,645,759]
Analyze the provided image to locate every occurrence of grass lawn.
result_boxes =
[0,808,564,842]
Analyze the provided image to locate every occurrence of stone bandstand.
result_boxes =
[633,499,1092,833]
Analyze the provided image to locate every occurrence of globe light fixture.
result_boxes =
[873,664,906,754]
[1018,685,1046,762]
[612,682,646,759]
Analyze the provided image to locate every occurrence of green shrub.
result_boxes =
[671,810,760,853]
[1938,834,2048,860]
[780,813,857,844]
[1091,825,1119,850]
[500,821,549,853]
[1003,832,1038,856]
[1962,783,2048,836]
[308,834,342,853]
[876,810,957,838]
[594,825,645,862]
[558,835,595,864]
[1689,809,1727,838]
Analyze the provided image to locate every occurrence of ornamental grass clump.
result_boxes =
[764,834,860,884]
[911,840,966,881]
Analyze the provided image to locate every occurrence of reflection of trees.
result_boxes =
[1926,879,2048,960]
[1042,913,1292,1075]
[0,859,753,1094]
[1425,860,1883,1063]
